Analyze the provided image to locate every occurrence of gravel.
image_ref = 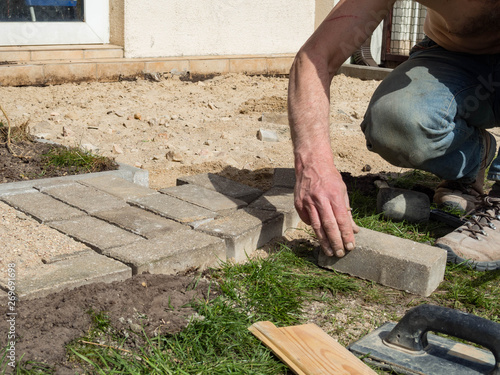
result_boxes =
[1,201,88,280]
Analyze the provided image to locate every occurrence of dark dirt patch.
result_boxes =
[0,126,117,184]
[1,273,216,374]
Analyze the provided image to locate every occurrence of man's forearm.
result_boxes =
[288,48,337,170]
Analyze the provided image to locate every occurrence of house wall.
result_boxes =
[122,0,315,58]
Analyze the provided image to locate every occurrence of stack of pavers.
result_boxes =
[0,168,299,299]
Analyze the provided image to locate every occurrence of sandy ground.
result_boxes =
[1,73,405,278]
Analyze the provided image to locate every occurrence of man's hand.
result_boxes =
[294,157,359,257]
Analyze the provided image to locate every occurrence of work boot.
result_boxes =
[433,130,497,213]
[435,194,500,271]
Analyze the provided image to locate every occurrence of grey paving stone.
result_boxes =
[36,182,129,214]
[1,191,85,223]
[0,161,148,197]
[0,251,131,300]
[249,187,300,232]
[94,206,186,239]
[196,208,284,262]
[129,193,217,224]
[273,167,296,189]
[159,184,247,214]
[80,175,157,200]
[317,227,447,297]
[105,228,226,275]
[176,173,262,204]
[48,216,141,251]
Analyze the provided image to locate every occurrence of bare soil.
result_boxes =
[1,273,216,374]
[1,73,412,373]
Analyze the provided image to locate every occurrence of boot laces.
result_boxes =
[457,195,500,240]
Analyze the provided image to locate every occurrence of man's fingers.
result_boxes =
[306,206,335,257]
[333,201,356,253]
[314,201,346,257]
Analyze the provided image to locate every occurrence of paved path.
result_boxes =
[0,169,298,299]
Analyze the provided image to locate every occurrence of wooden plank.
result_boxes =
[249,321,376,375]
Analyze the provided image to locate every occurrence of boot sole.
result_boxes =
[435,243,500,271]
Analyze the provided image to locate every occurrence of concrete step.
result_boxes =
[0,49,295,86]
[0,44,124,63]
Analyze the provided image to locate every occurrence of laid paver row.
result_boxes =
[1,173,299,299]
[1,169,448,299]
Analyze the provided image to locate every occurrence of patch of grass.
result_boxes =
[433,264,500,320]
[215,246,359,325]
[42,146,117,174]
[388,170,440,190]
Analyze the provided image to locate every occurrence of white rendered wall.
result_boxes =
[123,0,315,58]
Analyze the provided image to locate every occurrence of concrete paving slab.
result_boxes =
[176,173,262,204]
[94,206,186,239]
[249,187,301,232]
[0,251,131,300]
[36,182,129,214]
[273,167,296,189]
[159,184,247,214]
[0,161,148,197]
[48,216,141,251]
[1,191,85,223]
[129,193,217,224]
[80,175,157,200]
[196,208,284,262]
[317,227,447,297]
[105,228,226,275]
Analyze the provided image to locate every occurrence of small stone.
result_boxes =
[172,152,183,162]
[257,129,279,142]
[204,140,213,146]
[152,155,161,160]
[50,111,60,117]
[220,133,229,139]
[129,323,142,332]
[134,113,142,120]
[170,114,179,120]
[166,151,183,162]
[134,162,143,168]
[208,102,216,110]
[362,164,372,172]
[114,110,125,117]
[112,144,124,154]
[148,118,158,126]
